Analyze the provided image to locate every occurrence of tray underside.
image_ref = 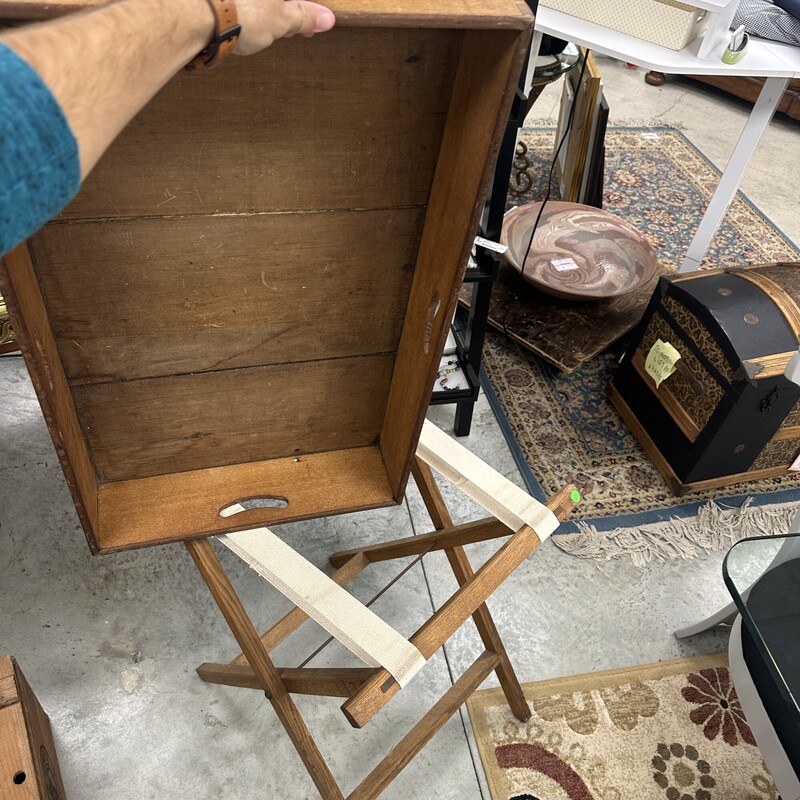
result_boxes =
[0,17,532,552]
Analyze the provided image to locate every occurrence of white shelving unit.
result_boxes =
[537,7,800,76]
[533,5,800,271]
[691,0,745,59]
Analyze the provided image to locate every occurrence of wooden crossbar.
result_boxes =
[341,484,578,728]
[328,517,511,567]
[197,663,377,697]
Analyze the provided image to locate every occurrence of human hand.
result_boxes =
[235,0,336,55]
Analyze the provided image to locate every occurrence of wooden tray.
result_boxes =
[0,0,533,553]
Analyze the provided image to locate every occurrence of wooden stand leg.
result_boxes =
[347,651,500,800]
[185,539,344,800]
[343,521,545,727]
[410,458,531,722]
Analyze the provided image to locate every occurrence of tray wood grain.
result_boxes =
[0,0,533,28]
[0,8,533,553]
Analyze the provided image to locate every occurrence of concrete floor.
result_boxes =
[1,56,797,799]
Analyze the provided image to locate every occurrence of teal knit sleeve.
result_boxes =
[0,43,80,256]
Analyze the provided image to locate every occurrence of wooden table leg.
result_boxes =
[186,539,344,800]
[411,458,531,722]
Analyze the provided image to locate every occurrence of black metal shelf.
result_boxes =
[435,30,534,436]
[464,248,502,284]
[430,324,481,406]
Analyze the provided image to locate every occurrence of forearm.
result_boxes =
[0,0,215,178]
[0,0,332,254]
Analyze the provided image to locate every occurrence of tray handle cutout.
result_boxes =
[219,497,289,518]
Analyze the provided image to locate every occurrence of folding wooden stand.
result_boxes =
[0,2,570,797]
[189,422,578,800]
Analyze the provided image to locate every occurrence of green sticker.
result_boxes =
[570,489,581,503]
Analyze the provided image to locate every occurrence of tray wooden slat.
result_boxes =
[58,29,461,220]
[32,208,423,383]
[75,354,394,482]
[0,0,534,29]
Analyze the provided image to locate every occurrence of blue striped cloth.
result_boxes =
[733,0,800,46]
[0,43,79,256]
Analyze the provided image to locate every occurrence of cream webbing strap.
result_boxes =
[217,515,426,688]
[417,420,560,539]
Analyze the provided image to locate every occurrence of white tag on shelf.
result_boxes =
[641,132,660,141]
[474,235,508,254]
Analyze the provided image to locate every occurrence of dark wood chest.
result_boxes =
[610,262,800,494]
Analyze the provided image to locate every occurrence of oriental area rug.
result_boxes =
[467,653,778,800]
[483,127,800,563]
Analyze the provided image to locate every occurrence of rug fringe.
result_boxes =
[553,499,799,566]
[525,118,687,130]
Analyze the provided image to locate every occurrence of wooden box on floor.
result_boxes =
[610,262,800,495]
[0,657,67,800]
[0,0,531,554]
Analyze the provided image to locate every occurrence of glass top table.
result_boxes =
[531,42,581,84]
[723,533,800,722]
[524,42,581,115]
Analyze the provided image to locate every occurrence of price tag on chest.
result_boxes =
[645,339,682,389]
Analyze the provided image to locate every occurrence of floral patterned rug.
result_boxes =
[484,127,800,561]
[467,653,778,800]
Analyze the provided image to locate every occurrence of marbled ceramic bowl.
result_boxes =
[501,201,659,300]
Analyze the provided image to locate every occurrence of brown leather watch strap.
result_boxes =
[187,0,241,72]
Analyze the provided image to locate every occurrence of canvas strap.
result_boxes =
[217,513,426,688]
[416,420,560,539]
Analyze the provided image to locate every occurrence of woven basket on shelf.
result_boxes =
[540,0,709,50]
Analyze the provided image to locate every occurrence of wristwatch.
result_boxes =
[187,0,241,72]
